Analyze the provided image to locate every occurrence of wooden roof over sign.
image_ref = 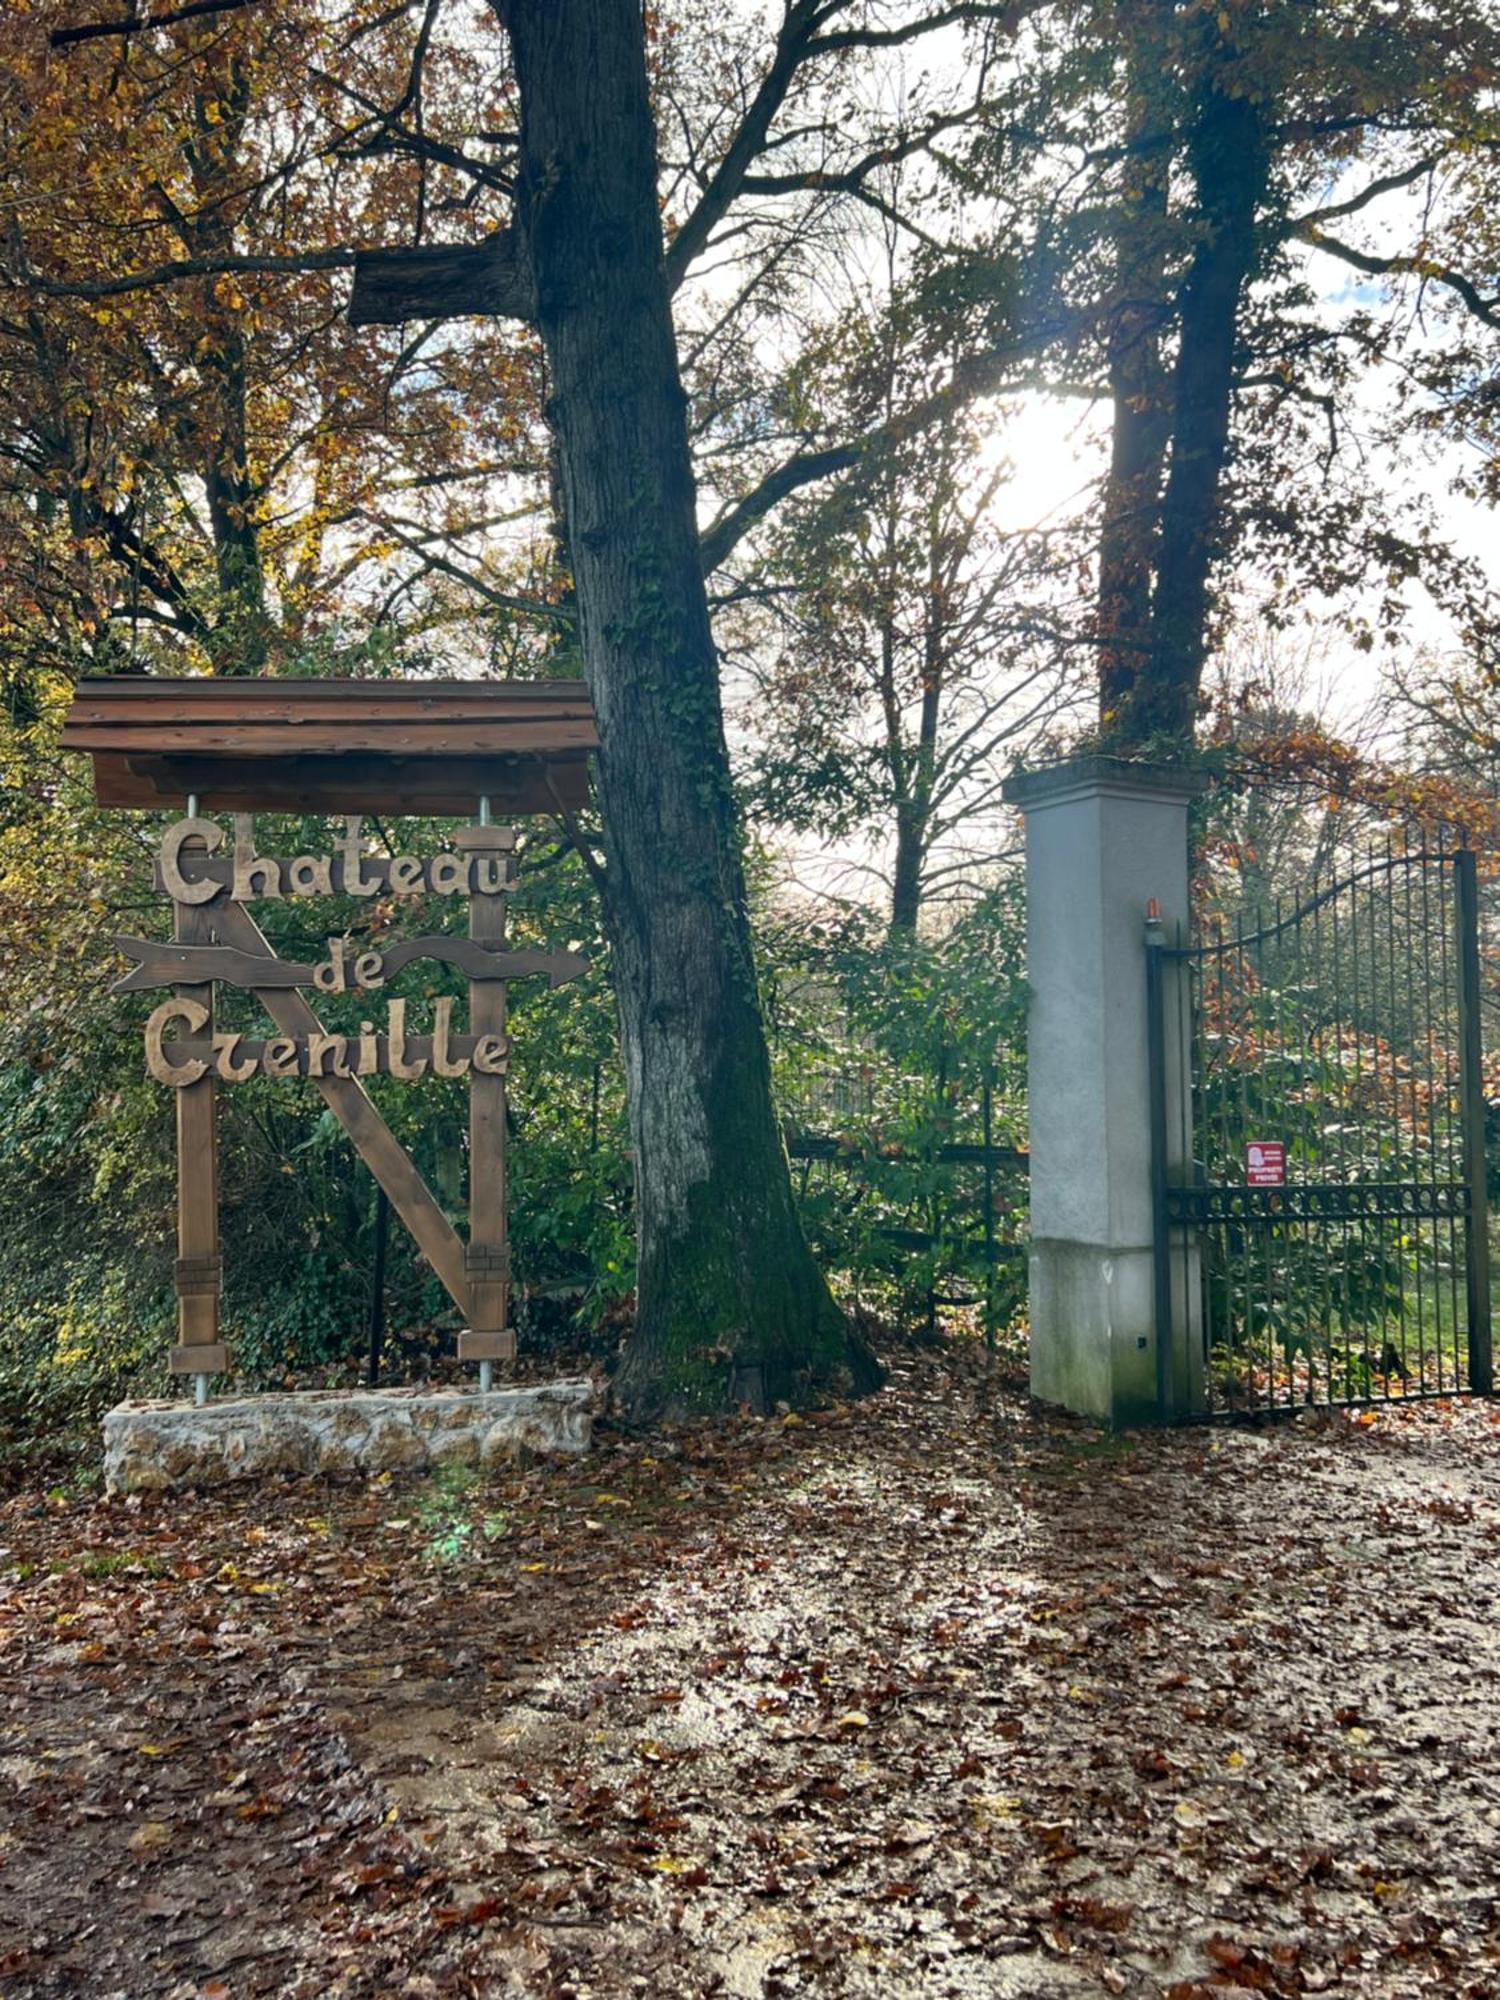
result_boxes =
[60,677,597,817]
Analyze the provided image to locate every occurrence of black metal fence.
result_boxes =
[1148,834,1493,1416]
[774,1056,1030,1346]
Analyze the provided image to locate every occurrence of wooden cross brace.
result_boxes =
[166,818,542,1376]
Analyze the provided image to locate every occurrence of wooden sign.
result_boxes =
[129,811,586,1382]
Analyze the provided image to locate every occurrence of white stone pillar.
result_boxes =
[1002,758,1206,1424]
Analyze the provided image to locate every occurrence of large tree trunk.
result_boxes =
[1095,5,1174,738]
[182,47,271,675]
[500,0,878,1420]
[1127,78,1270,745]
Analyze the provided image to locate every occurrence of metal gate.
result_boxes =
[1147,836,1493,1416]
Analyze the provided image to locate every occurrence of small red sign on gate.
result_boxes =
[1246,1141,1286,1187]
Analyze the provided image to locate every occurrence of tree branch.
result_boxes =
[7,246,358,301]
[49,0,261,48]
[808,0,1040,54]
[698,326,1069,574]
[1291,157,1437,229]
[663,0,824,294]
[1291,224,1500,329]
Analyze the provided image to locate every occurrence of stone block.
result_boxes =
[103,1379,597,1494]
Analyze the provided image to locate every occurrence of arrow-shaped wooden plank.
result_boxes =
[208,899,470,1319]
[113,934,589,994]
[113,937,316,993]
[378,939,589,987]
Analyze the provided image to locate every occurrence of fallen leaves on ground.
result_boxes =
[2,1342,1500,1997]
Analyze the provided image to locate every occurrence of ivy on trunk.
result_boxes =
[474,0,878,1418]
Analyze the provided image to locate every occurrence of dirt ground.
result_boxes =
[3,1341,1499,1999]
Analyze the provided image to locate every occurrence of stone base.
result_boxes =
[1030,1238,1204,1426]
[103,1379,597,1494]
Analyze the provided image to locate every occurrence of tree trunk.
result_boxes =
[500,0,878,1419]
[1127,79,1269,746]
[890,804,924,936]
[182,52,270,675]
[1096,5,1174,737]
[888,536,945,938]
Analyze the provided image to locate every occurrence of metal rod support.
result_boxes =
[1456,847,1493,1394]
[1145,915,1173,1421]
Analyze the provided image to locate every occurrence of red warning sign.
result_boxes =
[1246,1141,1286,1187]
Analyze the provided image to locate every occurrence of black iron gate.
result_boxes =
[1147,836,1493,1416]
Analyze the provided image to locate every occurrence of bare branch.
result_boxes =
[1291,157,1438,229]
[699,325,1071,574]
[808,0,1041,55]
[7,246,358,302]
[663,0,824,294]
[1291,224,1500,329]
[50,0,260,48]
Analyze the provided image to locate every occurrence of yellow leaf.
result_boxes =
[521,1561,548,1574]
[969,1793,1022,1823]
[835,1711,869,1730]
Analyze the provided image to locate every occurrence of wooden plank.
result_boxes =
[65,674,589,712]
[461,825,513,1360]
[171,896,222,1372]
[379,939,586,985]
[67,688,592,712]
[64,718,600,755]
[116,933,587,992]
[115,939,318,991]
[66,704,597,735]
[94,751,592,817]
[209,898,471,1318]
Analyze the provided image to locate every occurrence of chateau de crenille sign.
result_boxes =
[61,677,599,1391]
[130,813,584,1089]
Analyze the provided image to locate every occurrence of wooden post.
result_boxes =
[458,811,517,1370]
[169,828,226,1382]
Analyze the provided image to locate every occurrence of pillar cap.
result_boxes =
[1002,755,1210,813]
